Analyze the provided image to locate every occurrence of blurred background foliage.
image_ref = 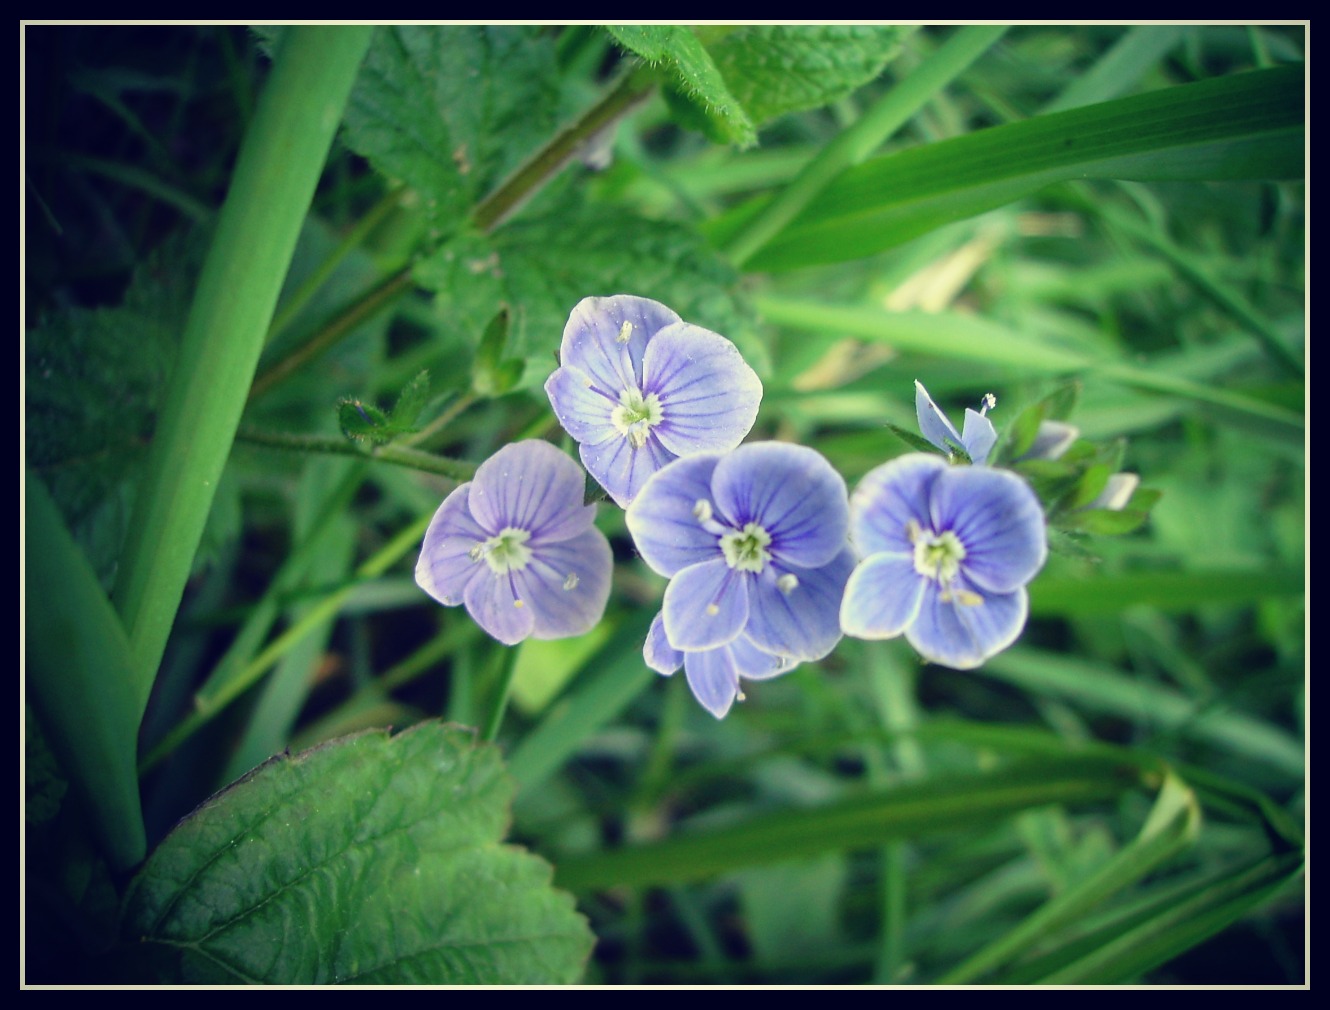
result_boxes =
[24,24,1303,985]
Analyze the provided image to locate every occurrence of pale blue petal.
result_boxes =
[746,548,854,662]
[643,322,762,457]
[644,612,682,676]
[415,482,486,607]
[1087,472,1139,511]
[729,635,798,681]
[559,294,680,394]
[712,442,848,569]
[915,380,962,454]
[849,454,947,557]
[624,453,722,576]
[930,466,1046,594]
[960,408,997,465]
[463,568,536,645]
[839,552,927,640]
[683,647,739,719]
[468,441,592,544]
[544,364,619,446]
[663,558,749,651]
[579,428,677,509]
[906,579,1028,670]
[512,528,613,640]
[1020,420,1079,462]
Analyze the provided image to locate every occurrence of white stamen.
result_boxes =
[693,499,713,523]
[615,320,633,344]
[563,572,579,591]
[706,604,719,616]
[980,392,996,415]
[777,573,799,595]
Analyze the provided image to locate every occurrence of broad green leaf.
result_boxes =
[1029,567,1303,616]
[341,26,560,228]
[707,25,909,126]
[123,723,593,984]
[606,25,755,147]
[722,65,1304,269]
[413,207,761,381]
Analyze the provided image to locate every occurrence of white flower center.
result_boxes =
[611,388,663,449]
[720,522,772,573]
[470,526,533,574]
[909,521,966,585]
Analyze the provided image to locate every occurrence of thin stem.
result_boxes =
[237,426,477,481]
[112,27,373,705]
[723,25,1008,267]
[403,392,477,450]
[481,644,522,742]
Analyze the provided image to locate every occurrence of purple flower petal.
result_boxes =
[929,466,1046,594]
[838,551,927,640]
[906,580,1029,670]
[643,322,762,457]
[544,364,619,447]
[849,454,947,557]
[746,548,854,661]
[915,380,963,453]
[468,441,593,544]
[712,442,848,569]
[580,430,678,510]
[644,612,683,675]
[559,295,680,395]
[511,528,613,640]
[960,408,997,465]
[415,483,487,608]
[728,635,799,681]
[683,647,739,719]
[624,453,723,577]
[663,558,749,651]
[463,568,537,646]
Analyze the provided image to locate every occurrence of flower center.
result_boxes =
[720,522,772,573]
[910,523,966,584]
[611,388,663,449]
[471,526,533,574]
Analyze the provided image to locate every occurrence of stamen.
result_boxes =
[706,604,719,616]
[615,320,633,343]
[563,572,579,591]
[693,499,713,523]
[472,527,534,574]
[777,573,799,595]
[980,392,996,415]
[720,522,773,573]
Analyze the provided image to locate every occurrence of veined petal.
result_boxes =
[559,294,680,394]
[644,612,683,676]
[663,558,749,651]
[906,579,1028,670]
[544,364,619,446]
[960,408,997,465]
[415,482,487,607]
[624,453,723,576]
[468,440,593,544]
[712,442,848,569]
[728,635,799,681]
[642,322,762,457]
[463,569,536,646]
[930,466,1046,594]
[683,647,740,719]
[512,528,613,640]
[839,551,927,640]
[580,430,677,510]
[915,380,963,454]
[849,454,947,557]
[746,548,854,662]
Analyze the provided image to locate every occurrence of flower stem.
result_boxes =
[481,644,522,742]
[236,425,477,481]
[723,25,1008,268]
[403,392,477,450]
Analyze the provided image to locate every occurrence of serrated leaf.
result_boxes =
[123,722,593,984]
[606,25,756,147]
[413,206,762,381]
[341,26,560,227]
[707,25,908,126]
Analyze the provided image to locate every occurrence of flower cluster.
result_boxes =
[626,443,854,718]
[415,297,1065,720]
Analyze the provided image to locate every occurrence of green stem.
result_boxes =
[404,392,478,450]
[481,644,522,742]
[237,426,477,481]
[723,25,1007,267]
[140,510,431,774]
[111,26,373,707]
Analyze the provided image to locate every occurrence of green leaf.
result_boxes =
[24,706,67,824]
[606,25,756,147]
[341,26,560,227]
[123,723,593,984]
[391,369,431,427]
[731,65,1304,269]
[706,25,908,126]
[414,207,760,381]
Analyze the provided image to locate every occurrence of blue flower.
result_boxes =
[840,454,1046,669]
[914,380,998,464]
[545,295,762,508]
[626,442,853,716]
[415,440,612,645]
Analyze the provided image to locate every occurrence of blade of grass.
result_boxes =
[1040,26,1189,114]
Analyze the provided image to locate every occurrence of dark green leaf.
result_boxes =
[391,369,431,427]
[883,422,944,456]
[123,722,593,984]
